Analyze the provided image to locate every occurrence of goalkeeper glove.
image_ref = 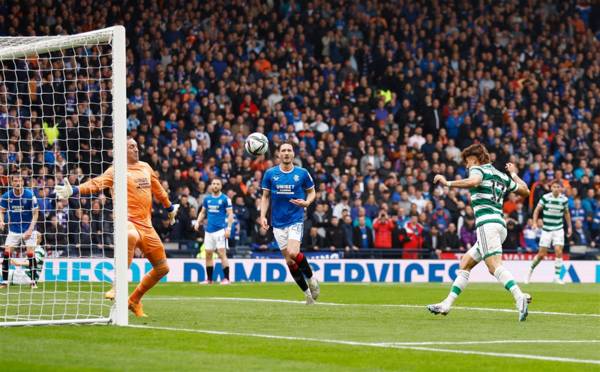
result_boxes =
[166,204,180,226]
[55,178,79,199]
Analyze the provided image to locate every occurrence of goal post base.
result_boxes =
[0,317,112,327]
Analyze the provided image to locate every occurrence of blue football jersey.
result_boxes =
[203,193,232,233]
[261,166,314,228]
[0,188,39,233]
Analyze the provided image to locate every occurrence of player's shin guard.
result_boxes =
[444,270,469,306]
[494,266,523,302]
[223,266,230,280]
[287,261,309,292]
[206,265,214,282]
[554,258,563,279]
[294,252,313,279]
[2,250,9,282]
[130,264,169,303]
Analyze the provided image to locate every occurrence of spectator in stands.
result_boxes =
[341,215,355,252]
[432,202,451,230]
[592,206,600,238]
[326,217,347,252]
[504,219,524,252]
[523,218,541,252]
[251,225,273,252]
[423,225,442,259]
[459,217,477,252]
[440,223,462,252]
[304,227,325,252]
[570,199,588,230]
[353,216,374,250]
[403,215,424,258]
[43,215,67,251]
[570,220,595,248]
[233,196,250,245]
[373,211,394,249]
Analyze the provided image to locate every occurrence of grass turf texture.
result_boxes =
[1,283,599,371]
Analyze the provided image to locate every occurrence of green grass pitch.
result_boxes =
[1,282,599,371]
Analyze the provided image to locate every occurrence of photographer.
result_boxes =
[373,210,394,249]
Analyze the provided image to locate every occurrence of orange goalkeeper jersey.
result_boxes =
[78,161,171,229]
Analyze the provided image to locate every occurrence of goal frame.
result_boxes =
[0,26,128,326]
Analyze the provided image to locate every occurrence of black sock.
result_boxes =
[28,255,35,281]
[295,252,313,279]
[223,266,230,280]
[206,265,214,281]
[287,263,308,292]
[32,257,39,282]
[2,252,9,282]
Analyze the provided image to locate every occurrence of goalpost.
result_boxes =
[0,26,128,326]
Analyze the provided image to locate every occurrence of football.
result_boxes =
[244,132,269,156]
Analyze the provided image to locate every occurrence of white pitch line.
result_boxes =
[144,296,600,318]
[127,324,600,366]
[378,340,600,346]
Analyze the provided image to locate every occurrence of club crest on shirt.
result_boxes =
[273,176,279,181]
[293,175,300,182]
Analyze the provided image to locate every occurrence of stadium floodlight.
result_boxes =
[0,26,127,326]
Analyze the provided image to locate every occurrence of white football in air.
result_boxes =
[245,132,269,156]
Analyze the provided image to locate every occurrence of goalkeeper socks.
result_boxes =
[223,266,230,280]
[287,261,309,292]
[2,251,8,282]
[554,258,563,279]
[206,265,214,282]
[444,270,470,306]
[130,264,169,303]
[494,266,523,302]
[530,255,542,271]
[294,252,313,279]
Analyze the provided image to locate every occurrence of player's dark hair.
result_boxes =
[278,139,296,152]
[461,144,491,165]
[550,179,562,187]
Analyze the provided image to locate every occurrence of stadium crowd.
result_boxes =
[0,0,599,258]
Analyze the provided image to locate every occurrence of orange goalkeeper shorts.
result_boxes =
[128,221,167,263]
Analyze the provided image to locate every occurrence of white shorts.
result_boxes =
[539,229,564,248]
[204,229,228,251]
[5,231,38,248]
[9,267,33,285]
[467,223,507,262]
[273,222,304,250]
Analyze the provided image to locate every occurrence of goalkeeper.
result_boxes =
[55,138,179,317]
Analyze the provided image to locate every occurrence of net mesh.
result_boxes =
[0,30,117,324]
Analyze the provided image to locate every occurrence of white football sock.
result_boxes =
[444,270,470,306]
[494,266,523,302]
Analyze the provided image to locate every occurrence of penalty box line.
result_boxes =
[145,296,600,318]
[127,324,600,366]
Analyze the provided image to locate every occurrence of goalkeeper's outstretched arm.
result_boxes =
[55,167,114,199]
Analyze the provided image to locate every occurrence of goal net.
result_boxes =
[0,27,128,326]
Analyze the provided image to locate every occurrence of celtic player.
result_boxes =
[427,144,532,321]
[525,180,572,284]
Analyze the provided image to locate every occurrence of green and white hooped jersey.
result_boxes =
[469,164,518,228]
[538,192,568,232]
